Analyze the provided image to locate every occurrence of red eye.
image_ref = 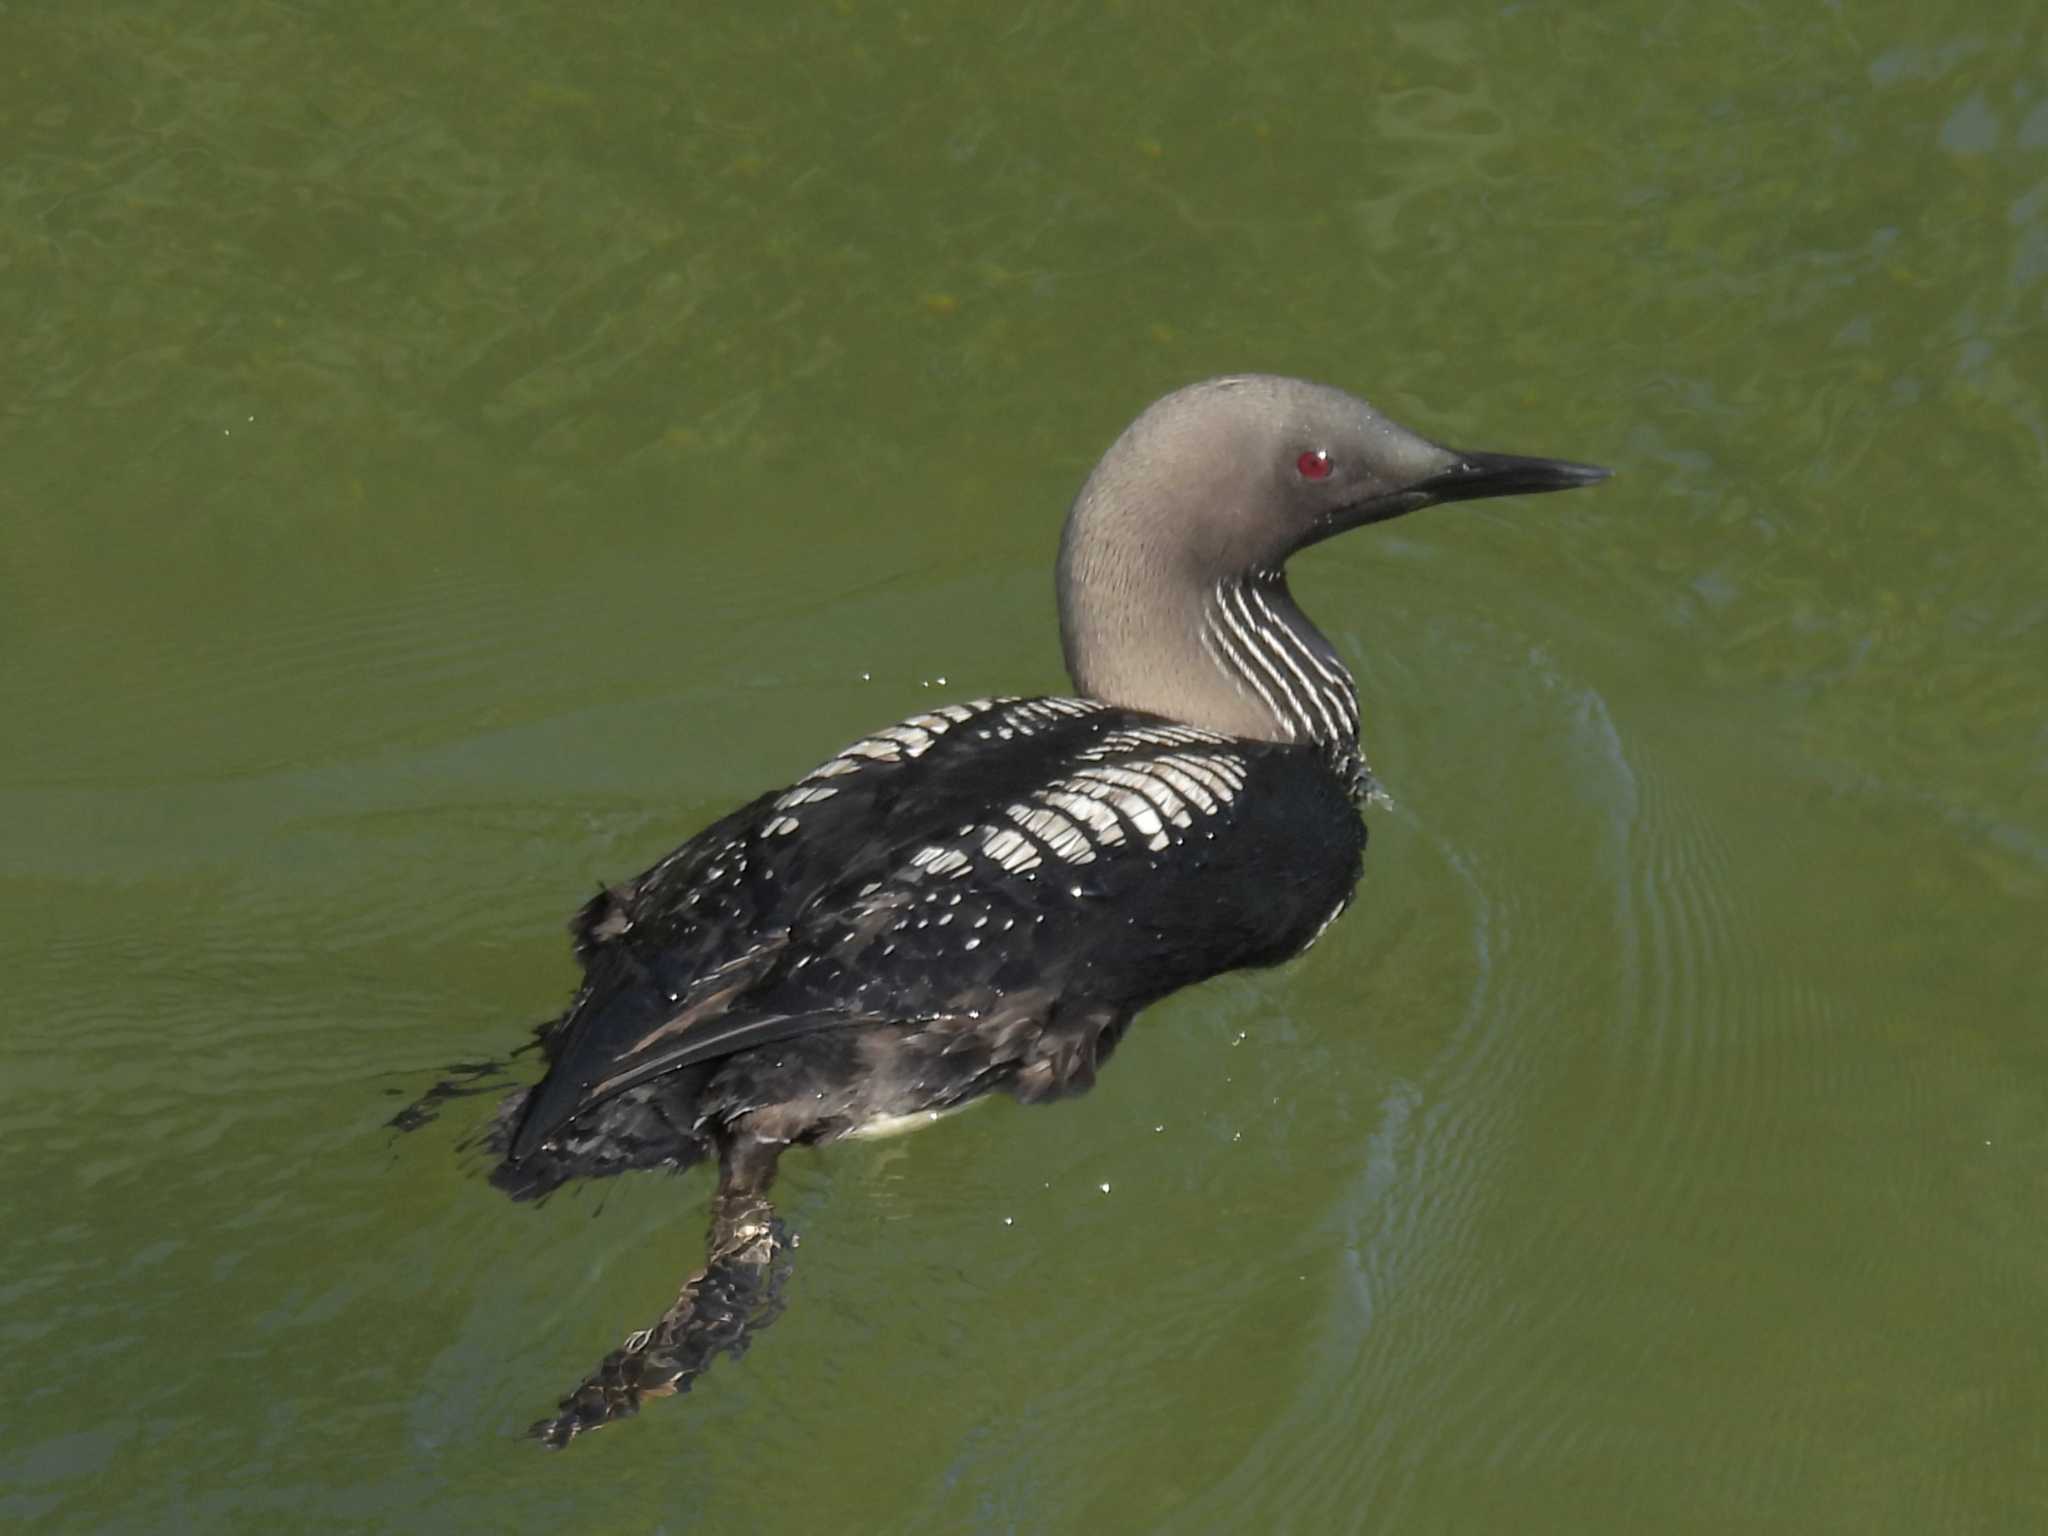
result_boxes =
[1296,449,1332,480]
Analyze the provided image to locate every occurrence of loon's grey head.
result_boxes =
[1056,374,1609,748]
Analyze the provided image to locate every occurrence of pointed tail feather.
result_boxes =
[486,1067,716,1202]
[384,1045,537,1134]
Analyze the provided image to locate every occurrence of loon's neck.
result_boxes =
[1198,571,1361,765]
[1061,554,1362,768]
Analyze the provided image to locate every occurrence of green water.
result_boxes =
[5,2,2045,1530]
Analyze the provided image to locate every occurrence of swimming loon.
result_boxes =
[482,375,1608,1445]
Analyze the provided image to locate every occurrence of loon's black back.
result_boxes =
[505,694,1365,1174]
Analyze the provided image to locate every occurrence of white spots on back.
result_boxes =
[845,737,905,762]
[775,784,840,809]
[1071,728,1247,838]
[784,695,1123,830]
[797,697,1025,783]
[889,725,1249,882]
[1041,788,1126,847]
[1006,802,1094,864]
[875,722,937,757]
[796,694,1121,796]
[981,827,1040,874]
[1033,698,1099,718]
[1067,766,1172,845]
[1085,723,1232,756]
[909,845,972,878]
[1145,757,1218,814]
[1159,751,1245,800]
[1055,735,1250,852]
[1001,696,1108,736]
[777,701,1255,950]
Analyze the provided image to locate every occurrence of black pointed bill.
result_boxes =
[1327,448,1611,536]
[1412,449,1612,505]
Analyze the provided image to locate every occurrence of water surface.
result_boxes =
[4,2,2044,1531]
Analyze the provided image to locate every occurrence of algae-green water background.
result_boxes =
[5,3,2045,1531]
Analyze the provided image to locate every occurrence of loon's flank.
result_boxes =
[433,376,1608,1445]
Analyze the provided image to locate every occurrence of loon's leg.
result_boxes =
[529,1129,791,1447]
